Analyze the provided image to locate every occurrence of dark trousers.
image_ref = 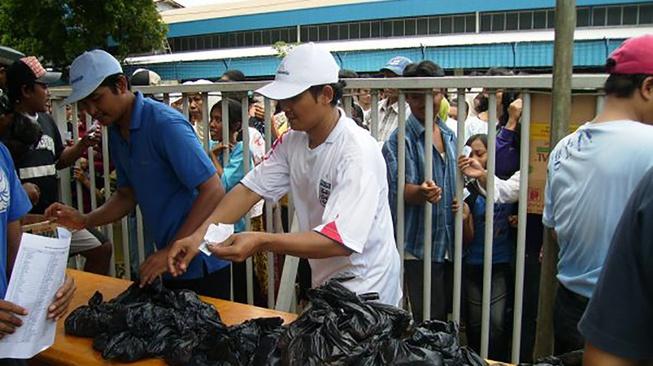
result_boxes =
[519,250,541,363]
[463,263,513,362]
[0,360,26,366]
[163,265,231,300]
[232,261,248,303]
[404,260,452,323]
[554,282,589,354]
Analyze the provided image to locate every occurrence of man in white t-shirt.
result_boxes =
[542,34,653,354]
[167,43,402,306]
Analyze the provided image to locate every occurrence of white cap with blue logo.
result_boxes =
[380,56,413,76]
[65,49,123,104]
[256,42,340,100]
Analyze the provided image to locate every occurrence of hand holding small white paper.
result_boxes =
[198,223,234,256]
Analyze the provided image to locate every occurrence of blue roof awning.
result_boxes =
[124,39,623,80]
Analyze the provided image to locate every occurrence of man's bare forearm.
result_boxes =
[201,183,262,231]
[259,231,352,259]
[56,144,85,170]
[404,184,426,205]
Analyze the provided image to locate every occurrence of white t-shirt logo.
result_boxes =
[0,169,9,214]
[319,179,331,207]
[35,135,56,154]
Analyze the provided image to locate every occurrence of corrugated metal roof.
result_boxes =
[163,0,650,36]
[161,0,377,24]
[126,27,651,65]
[122,38,626,81]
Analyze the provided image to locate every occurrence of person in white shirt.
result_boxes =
[167,43,402,306]
[363,56,412,142]
[464,93,490,142]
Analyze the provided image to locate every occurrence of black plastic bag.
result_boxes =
[64,291,104,337]
[67,276,491,366]
[101,331,148,362]
[409,320,486,366]
[519,350,584,366]
[66,279,227,364]
[279,278,485,366]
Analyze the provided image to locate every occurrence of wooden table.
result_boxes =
[33,269,297,366]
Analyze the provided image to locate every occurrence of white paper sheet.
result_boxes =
[198,223,234,256]
[0,228,71,359]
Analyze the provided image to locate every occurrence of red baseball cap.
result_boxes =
[606,34,653,75]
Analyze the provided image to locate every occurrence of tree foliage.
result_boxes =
[0,0,167,67]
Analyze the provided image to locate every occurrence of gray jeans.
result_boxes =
[463,263,513,362]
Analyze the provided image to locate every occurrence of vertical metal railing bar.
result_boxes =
[452,89,467,324]
[397,92,407,299]
[343,95,353,118]
[596,95,605,114]
[72,103,84,213]
[52,100,72,205]
[264,98,275,309]
[241,96,255,305]
[371,91,380,140]
[511,92,531,363]
[86,113,98,211]
[121,217,130,279]
[182,94,189,122]
[220,96,234,301]
[221,97,231,167]
[202,93,210,153]
[136,206,146,266]
[480,92,498,358]
[422,91,434,321]
[99,124,116,277]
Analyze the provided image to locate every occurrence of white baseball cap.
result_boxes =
[256,42,340,100]
[65,49,123,104]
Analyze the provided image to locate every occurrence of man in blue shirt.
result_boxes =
[382,60,457,321]
[46,50,228,298]
[0,142,75,363]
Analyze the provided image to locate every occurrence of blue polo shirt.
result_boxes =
[109,92,228,280]
[0,143,32,298]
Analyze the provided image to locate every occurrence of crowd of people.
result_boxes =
[0,33,650,365]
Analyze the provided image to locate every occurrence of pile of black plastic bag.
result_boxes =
[517,350,584,366]
[65,278,490,365]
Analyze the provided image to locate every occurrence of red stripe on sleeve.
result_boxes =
[320,221,344,244]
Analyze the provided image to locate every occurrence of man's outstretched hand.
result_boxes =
[44,203,88,230]
[167,232,204,277]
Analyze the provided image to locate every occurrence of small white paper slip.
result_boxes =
[463,187,471,200]
[198,223,234,256]
[0,228,71,359]
[462,145,472,157]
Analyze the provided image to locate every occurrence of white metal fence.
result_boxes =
[48,74,607,363]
